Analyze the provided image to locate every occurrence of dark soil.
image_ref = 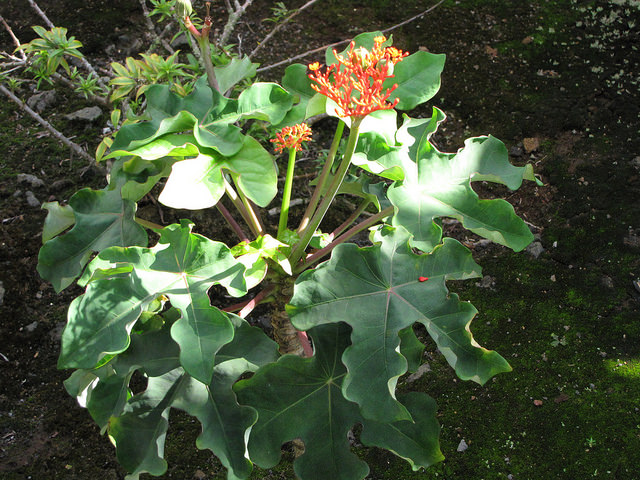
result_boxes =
[1,1,639,479]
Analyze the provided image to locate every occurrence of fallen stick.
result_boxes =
[0,83,95,164]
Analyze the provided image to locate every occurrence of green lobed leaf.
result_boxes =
[277,63,326,126]
[288,226,510,423]
[214,56,257,93]
[235,323,370,480]
[58,220,246,385]
[235,322,444,480]
[41,201,75,243]
[109,368,184,478]
[109,77,243,157]
[155,135,278,209]
[386,51,446,111]
[37,187,147,292]
[360,392,444,470]
[389,134,537,252]
[106,315,278,480]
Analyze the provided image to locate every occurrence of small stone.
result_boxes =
[523,137,541,153]
[522,36,534,44]
[193,469,206,480]
[476,275,495,289]
[533,399,543,406]
[50,178,74,192]
[550,275,556,282]
[554,393,570,403]
[509,144,524,157]
[405,363,431,383]
[600,276,614,288]
[0,281,4,306]
[25,190,41,207]
[64,106,103,123]
[457,439,468,452]
[17,173,45,188]
[526,241,544,259]
[26,90,57,113]
[25,321,38,333]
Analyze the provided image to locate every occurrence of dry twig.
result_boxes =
[0,83,95,164]
[257,0,446,72]
[248,0,320,59]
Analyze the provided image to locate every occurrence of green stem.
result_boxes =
[297,120,345,233]
[234,178,266,236]
[134,216,164,231]
[277,147,297,240]
[289,117,363,266]
[295,205,394,273]
[197,35,220,92]
[224,178,260,237]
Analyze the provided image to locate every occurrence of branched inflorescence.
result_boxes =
[271,122,313,153]
[308,36,408,118]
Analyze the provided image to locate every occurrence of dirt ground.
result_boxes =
[1,1,639,479]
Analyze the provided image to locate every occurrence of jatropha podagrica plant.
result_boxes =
[38,28,541,480]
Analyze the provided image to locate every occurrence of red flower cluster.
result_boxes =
[271,123,313,153]
[308,36,408,118]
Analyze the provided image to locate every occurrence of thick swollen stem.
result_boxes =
[277,148,297,240]
[295,205,394,273]
[289,117,363,266]
[297,120,345,233]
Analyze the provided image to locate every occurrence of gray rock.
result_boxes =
[476,275,496,289]
[17,173,45,188]
[405,363,431,383]
[64,106,103,123]
[25,321,38,333]
[457,439,469,452]
[26,90,57,113]
[526,241,545,259]
[25,190,41,207]
[0,281,4,306]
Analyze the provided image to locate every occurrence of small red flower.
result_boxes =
[271,123,313,153]
[418,276,429,282]
[307,36,408,118]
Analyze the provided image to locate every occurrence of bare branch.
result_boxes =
[219,0,253,48]
[26,0,55,28]
[0,83,94,164]
[0,14,27,61]
[249,0,320,59]
[257,0,446,72]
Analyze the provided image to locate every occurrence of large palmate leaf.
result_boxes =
[389,133,540,252]
[235,323,444,480]
[67,314,278,480]
[108,315,278,480]
[37,187,148,292]
[110,77,294,158]
[59,220,246,385]
[288,226,511,423]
